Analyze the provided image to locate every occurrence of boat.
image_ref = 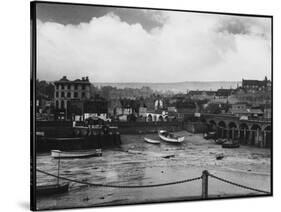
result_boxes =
[158,130,184,144]
[51,149,102,159]
[36,183,69,197]
[215,138,227,145]
[222,143,240,148]
[144,137,160,144]
[215,153,224,160]
[45,137,84,141]
[203,131,217,140]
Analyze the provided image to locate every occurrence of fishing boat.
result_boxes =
[51,149,102,159]
[158,130,184,144]
[222,142,240,148]
[144,137,160,144]
[36,183,69,197]
[215,138,227,145]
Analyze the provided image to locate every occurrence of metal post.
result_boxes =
[202,170,209,199]
[57,152,61,185]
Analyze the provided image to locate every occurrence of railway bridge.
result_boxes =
[201,113,272,148]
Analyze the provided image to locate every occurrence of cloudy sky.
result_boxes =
[36,3,272,83]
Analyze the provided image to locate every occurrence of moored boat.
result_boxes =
[204,131,217,140]
[45,137,84,141]
[158,130,184,144]
[51,149,102,159]
[144,137,160,144]
[222,143,240,148]
[215,138,227,145]
[36,183,69,197]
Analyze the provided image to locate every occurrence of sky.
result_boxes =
[36,3,272,83]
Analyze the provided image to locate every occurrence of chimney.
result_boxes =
[86,76,89,81]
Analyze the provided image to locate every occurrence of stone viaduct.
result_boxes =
[201,113,272,148]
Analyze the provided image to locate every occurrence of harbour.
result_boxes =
[36,131,271,210]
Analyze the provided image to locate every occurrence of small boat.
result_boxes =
[222,143,240,148]
[204,132,217,140]
[215,153,224,160]
[215,138,227,145]
[144,137,160,144]
[45,137,84,141]
[36,183,69,197]
[158,130,184,144]
[51,149,102,159]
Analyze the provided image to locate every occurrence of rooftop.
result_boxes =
[54,76,91,84]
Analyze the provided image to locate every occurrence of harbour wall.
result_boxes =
[35,121,207,152]
[111,121,185,134]
[36,134,121,153]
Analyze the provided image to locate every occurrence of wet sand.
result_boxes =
[36,131,271,210]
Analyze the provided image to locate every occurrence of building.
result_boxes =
[187,90,216,100]
[68,97,108,121]
[242,76,271,93]
[215,88,234,99]
[139,106,148,117]
[54,76,91,119]
[228,103,264,119]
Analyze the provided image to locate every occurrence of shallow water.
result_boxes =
[36,131,271,210]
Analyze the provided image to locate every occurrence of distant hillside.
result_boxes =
[94,81,240,93]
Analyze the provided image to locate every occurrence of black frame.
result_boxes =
[30,1,273,211]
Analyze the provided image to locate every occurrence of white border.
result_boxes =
[0,0,279,211]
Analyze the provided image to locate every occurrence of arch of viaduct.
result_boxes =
[202,114,272,148]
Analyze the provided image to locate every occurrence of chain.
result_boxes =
[36,168,270,193]
[208,173,270,194]
[36,169,202,188]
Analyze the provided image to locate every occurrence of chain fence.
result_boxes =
[36,169,202,188]
[36,169,271,194]
[207,172,270,194]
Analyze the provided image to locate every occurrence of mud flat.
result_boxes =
[36,131,271,210]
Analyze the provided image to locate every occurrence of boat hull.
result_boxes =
[222,143,240,148]
[144,137,160,144]
[51,150,102,159]
[158,131,184,144]
[36,183,69,197]
[215,139,227,145]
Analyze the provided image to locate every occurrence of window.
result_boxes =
[56,100,59,109]
[61,100,64,109]
[56,84,59,89]
[61,92,65,97]
[74,92,78,98]
[74,85,78,90]
[82,92,85,98]
[67,92,71,98]
[61,85,64,89]
[82,85,85,90]
[67,85,71,89]
[56,92,58,97]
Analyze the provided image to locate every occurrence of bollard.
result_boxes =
[202,170,209,199]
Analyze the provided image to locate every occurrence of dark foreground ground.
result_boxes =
[36,131,271,210]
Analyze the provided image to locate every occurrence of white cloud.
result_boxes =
[37,12,271,82]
